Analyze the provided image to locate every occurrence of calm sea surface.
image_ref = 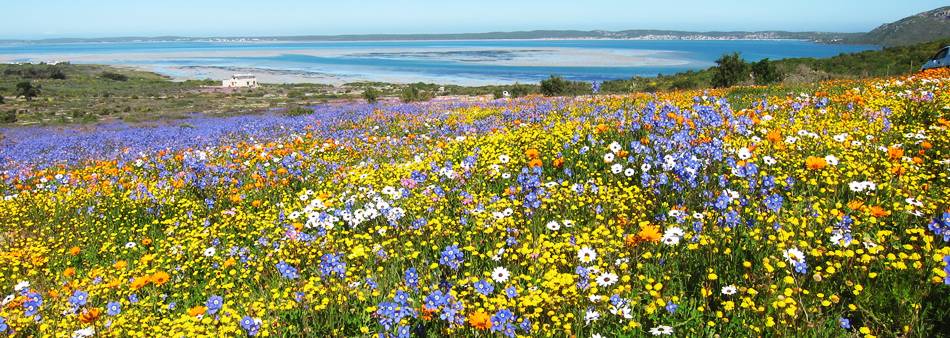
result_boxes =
[0,40,877,84]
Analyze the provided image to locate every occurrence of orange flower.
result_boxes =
[79,308,102,324]
[69,246,81,256]
[805,156,827,170]
[868,206,890,218]
[528,158,543,168]
[151,271,170,286]
[141,237,152,246]
[887,146,904,160]
[525,148,540,160]
[637,224,662,243]
[113,260,128,270]
[420,306,436,321]
[64,267,76,278]
[187,305,207,317]
[468,311,492,330]
[595,123,610,134]
[552,157,565,168]
[130,276,149,290]
[766,129,782,143]
[847,200,865,211]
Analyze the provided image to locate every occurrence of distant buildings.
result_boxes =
[222,74,258,88]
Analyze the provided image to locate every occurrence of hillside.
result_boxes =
[852,6,950,46]
[600,37,950,93]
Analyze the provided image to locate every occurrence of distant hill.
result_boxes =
[0,30,861,44]
[2,7,949,47]
[850,6,950,46]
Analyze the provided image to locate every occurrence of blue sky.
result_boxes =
[3,0,946,39]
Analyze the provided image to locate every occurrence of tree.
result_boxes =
[1,110,15,123]
[363,87,380,103]
[540,75,569,96]
[15,81,40,101]
[400,85,431,103]
[711,52,748,88]
[752,58,783,85]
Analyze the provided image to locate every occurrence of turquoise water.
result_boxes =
[0,40,876,84]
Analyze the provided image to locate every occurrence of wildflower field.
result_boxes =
[1,69,950,338]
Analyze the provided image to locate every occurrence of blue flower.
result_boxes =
[439,245,464,270]
[240,316,261,336]
[69,290,88,307]
[0,316,7,332]
[505,286,518,298]
[474,280,494,296]
[666,302,679,314]
[839,317,851,329]
[764,193,784,212]
[276,261,299,279]
[206,295,223,315]
[107,301,122,316]
[319,253,346,279]
[404,267,419,289]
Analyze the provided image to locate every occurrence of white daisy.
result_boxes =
[649,325,674,336]
[608,141,622,153]
[763,156,777,165]
[596,272,619,287]
[737,147,752,160]
[14,280,30,292]
[783,247,806,265]
[203,247,216,257]
[578,246,597,264]
[498,154,510,164]
[490,267,511,283]
[721,285,738,295]
[610,164,623,174]
[546,221,561,231]
[603,153,615,163]
[585,309,601,324]
[824,155,839,166]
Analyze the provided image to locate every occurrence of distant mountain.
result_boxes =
[0,30,861,44]
[851,6,950,46]
[5,7,950,46]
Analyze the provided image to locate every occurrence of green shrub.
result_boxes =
[712,52,749,88]
[752,59,783,85]
[1,110,16,123]
[284,106,313,116]
[363,88,380,103]
[100,72,129,81]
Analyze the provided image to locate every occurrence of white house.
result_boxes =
[222,74,258,88]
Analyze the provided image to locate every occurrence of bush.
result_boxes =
[1,110,15,123]
[752,59,783,85]
[711,52,748,88]
[540,76,569,96]
[363,88,380,103]
[100,72,129,81]
[284,106,313,116]
[540,76,591,96]
[400,85,431,103]
[15,81,41,101]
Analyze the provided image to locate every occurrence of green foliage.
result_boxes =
[0,110,14,123]
[752,59,783,85]
[15,81,41,101]
[711,52,748,88]
[400,84,432,103]
[540,75,591,96]
[362,87,380,103]
[100,72,129,81]
[283,106,313,117]
[2,63,67,80]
